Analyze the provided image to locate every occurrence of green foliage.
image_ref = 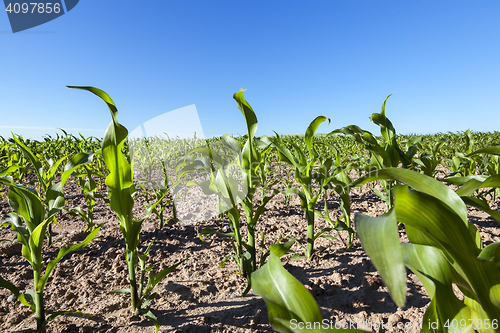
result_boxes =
[138,160,178,229]
[252,252,367,333]
[2,89,500,332]
[252,252,323,333]
[414,137,447,177]
[0,177,100,333]
[355,168,500,332]
[332,95,420,209]
[267,116,332,259]
[178,89,281,295]
[68,86,182,332]
[314,146,357,248]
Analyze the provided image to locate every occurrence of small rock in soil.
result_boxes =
[388,313,403,324]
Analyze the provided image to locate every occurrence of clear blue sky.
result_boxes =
[1,1,499,140]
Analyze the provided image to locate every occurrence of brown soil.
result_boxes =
[1,166,499,333]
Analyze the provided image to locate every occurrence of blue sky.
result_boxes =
[1,1,499,140]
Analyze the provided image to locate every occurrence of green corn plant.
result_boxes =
[254,134,282,202]
[279,166,295,206]
[231,90,281,274]
[440,173,500,224]
[352,168,500,332]
[11,134,93,245]
[177,136,263,295]
[0,142,26,183]
[178,90,280,294]
[68,86,184,332]
[139,160,178,229]
[332,95,420,210]
[110,240,185,323]
[17,136,95,240]
[483,154,500,200]
[133,137,157,183]
[448,152,479,178]
[267,116,332,260]
[176,134,253,296]
[473,148,500,201]
[314,146,356,248]
[67,163,102,232]
[414,137,447,177]
[0,176,100,333]
[253,168,500,332]
[178,140,248,276]
[446,130,479,177]
[0,164,18,204]
[442,145,500,221]
[252,251,367,333]
[131,137,169,222]
[479,154,500,178]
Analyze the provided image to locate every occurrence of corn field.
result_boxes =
[1,87,500,333]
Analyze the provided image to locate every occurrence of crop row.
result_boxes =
[1,86,500,332]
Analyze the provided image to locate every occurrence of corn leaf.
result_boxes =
[12,134,44,186]
[355,209,406,308]
[61,152,94,186]
[68,86,137,246]
[469,146,500,157]
[233,89,258,140]
[350,168,468,225]
[252,252,322,333]
[45,182,65,218]
[305,116,329,155]
[8,185,44,233]
[402,243,475,333]
[138,308,160,333]
[28,218,51,271]
[270,239,296,258]
[0,276,33,310]
[143,258,187,298]
[394,185,500,321]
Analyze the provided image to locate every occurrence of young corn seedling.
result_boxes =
[10,135,95,244]
[442,145,500,222]
[481,154,500,200]
[1,142,27,183]
[177,137,252,277]
[414,137,447,177]
[178,90,280,294]
[232,90,280,274]
[267,116,332,260]
[0,176,100,333]
[130,137,179,228]
[132,137,157,183]
[65,160,106,232]
[446,130,479,178]
[138,160,178,229]
[11,134,67,246]
[333,95,420,210]
[314,147,356,248]
[68,86,184,332]
[110,239,185,324]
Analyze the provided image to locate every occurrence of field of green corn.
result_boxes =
[1,88,500,333]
